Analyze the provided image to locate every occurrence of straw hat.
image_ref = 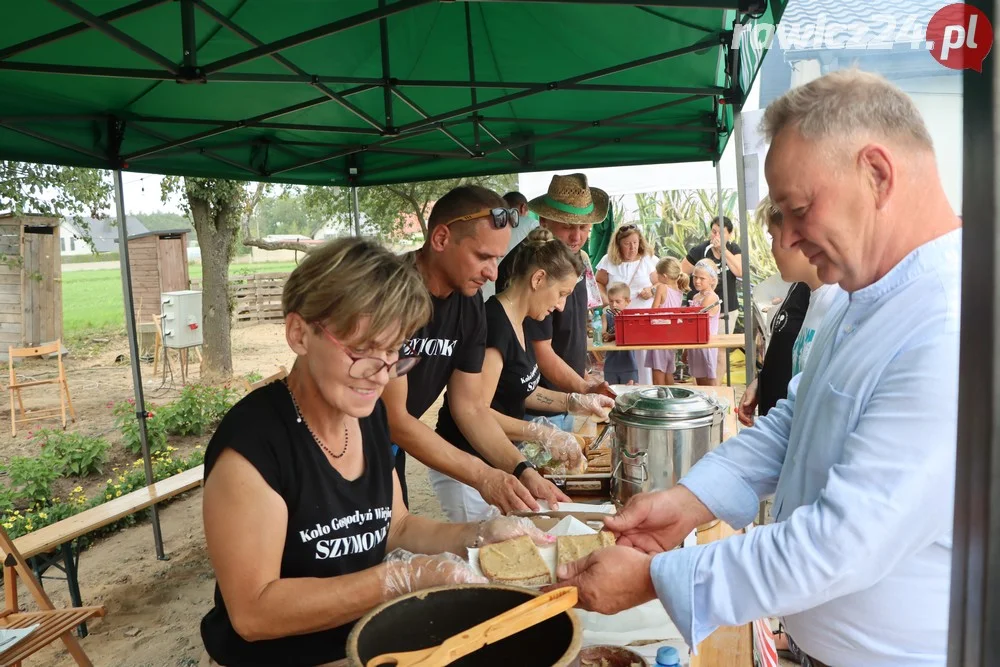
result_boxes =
[528,173,609,225]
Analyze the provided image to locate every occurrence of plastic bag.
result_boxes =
[518,418,588,478]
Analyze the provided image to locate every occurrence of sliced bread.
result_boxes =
[556,531,616,568]
[478,535,552,587]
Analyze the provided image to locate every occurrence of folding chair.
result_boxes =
[242,366,289,393]
[8,341,76,437]
[0,525,104,666]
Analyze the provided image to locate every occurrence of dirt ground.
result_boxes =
[0,322,445,667]
[11,324,768,667]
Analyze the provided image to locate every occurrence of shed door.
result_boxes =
[158,235,189,294]
[22,225,60,347]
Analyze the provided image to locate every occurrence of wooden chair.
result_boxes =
[242,366,288,393]
[0,524,105,666]
[8,341,76,437]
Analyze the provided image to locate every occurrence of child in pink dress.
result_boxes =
[686,259,721,386]
[646,258,689,385]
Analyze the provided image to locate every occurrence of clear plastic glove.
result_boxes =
[475,507,557,547]
[521,421,586,475]
[381,548,487,600]
[568,392,614,421]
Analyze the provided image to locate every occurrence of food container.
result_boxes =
[579,645,648,666]
[346,584,582,666]
[609,386,725,508]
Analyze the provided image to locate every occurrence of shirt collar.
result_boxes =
[850,228,962,304]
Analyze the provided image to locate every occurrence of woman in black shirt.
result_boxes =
[201,238,553,667]
[436,229,614,502]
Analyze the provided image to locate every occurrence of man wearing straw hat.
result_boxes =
[495,174,614,430]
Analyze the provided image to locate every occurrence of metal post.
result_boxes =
[112,170,166,560]
[351,185,361,236]
[734,112,756,385]
[715,160,731,386]
[948,2,997,662]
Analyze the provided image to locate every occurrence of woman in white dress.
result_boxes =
[595,224,659,384]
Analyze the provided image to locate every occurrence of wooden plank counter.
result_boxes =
[588,333,744,352]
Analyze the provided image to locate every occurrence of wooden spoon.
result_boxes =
[365,587,578,667]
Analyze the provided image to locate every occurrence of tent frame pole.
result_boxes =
[113,170,166,561]
[715,160,731,387]
[734,111,755,385]
[948,2,998,662]
[352,186,362,237]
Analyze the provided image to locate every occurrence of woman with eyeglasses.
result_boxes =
[200,237,551,667]
[595,223,660,384]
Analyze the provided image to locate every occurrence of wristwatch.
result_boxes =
[512,460,536,479]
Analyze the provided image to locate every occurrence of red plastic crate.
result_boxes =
[613,307,711,346]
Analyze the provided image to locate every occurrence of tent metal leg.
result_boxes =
[351,186,361,237]
[948,3,997,662]
[715,160,731,387]
[734,111,756,385]
[112,170,166,561]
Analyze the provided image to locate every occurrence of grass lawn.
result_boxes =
[62,262,299,335]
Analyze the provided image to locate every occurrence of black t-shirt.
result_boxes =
[757,282,810,416]
[200,382,394,666]
[401,289,487,419]
[436,297,540,460]
[496,242,588,416]
[685,239,743,312]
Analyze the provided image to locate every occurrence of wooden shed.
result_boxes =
[0,214,63,358]
[126,226,191,329]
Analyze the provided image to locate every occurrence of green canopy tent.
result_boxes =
[0,0,784,556]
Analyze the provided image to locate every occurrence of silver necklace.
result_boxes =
[284,380,349,459]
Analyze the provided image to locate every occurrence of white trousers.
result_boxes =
[427,468,495,522]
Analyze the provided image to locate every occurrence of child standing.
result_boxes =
[686,259,721,386]
[646,257,689,385]
[601,282,638,385]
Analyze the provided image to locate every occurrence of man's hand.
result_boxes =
[477,467,538,514]
[603,487,713,554]
[638,287,654,301]
[738,378,758,427]
[520,468,571,508]
[544,546,656,615]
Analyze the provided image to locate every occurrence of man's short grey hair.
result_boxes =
[760,69,933,150]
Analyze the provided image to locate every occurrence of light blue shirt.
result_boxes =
[650,229,961,667]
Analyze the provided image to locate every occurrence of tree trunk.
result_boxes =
[188,192,236,381]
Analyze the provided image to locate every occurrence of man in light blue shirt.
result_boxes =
[548,70,961,667]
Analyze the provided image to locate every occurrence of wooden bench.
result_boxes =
[12,465,205,636]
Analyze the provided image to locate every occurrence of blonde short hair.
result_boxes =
[761,69,933,150]
[282,237,431,346]
[607,282,630,300]
[755,196,782,229]
[607,224,653,265]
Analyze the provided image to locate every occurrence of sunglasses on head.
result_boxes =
[442,207,520,230]
[617,224,638,236]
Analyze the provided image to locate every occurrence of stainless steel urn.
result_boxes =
[609,386,725,507]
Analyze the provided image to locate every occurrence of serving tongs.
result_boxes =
[365,587,578,667]
[589,422,614,451]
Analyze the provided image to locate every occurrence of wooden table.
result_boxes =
[588,333,744,352]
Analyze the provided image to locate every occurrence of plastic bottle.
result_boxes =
[656,646,681,667]
[592,308,603,346]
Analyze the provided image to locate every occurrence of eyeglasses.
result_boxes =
[616,224,638,236]
[442,207,520,230]
[315,323,420,379]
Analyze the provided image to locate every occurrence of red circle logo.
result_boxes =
[927,4,993,72]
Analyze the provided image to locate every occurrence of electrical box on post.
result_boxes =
[161,290,203,349]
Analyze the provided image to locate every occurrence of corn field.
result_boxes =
[615,189,778,285]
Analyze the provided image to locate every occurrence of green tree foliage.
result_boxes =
[0,162,111,218]
[303,173,518,242]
